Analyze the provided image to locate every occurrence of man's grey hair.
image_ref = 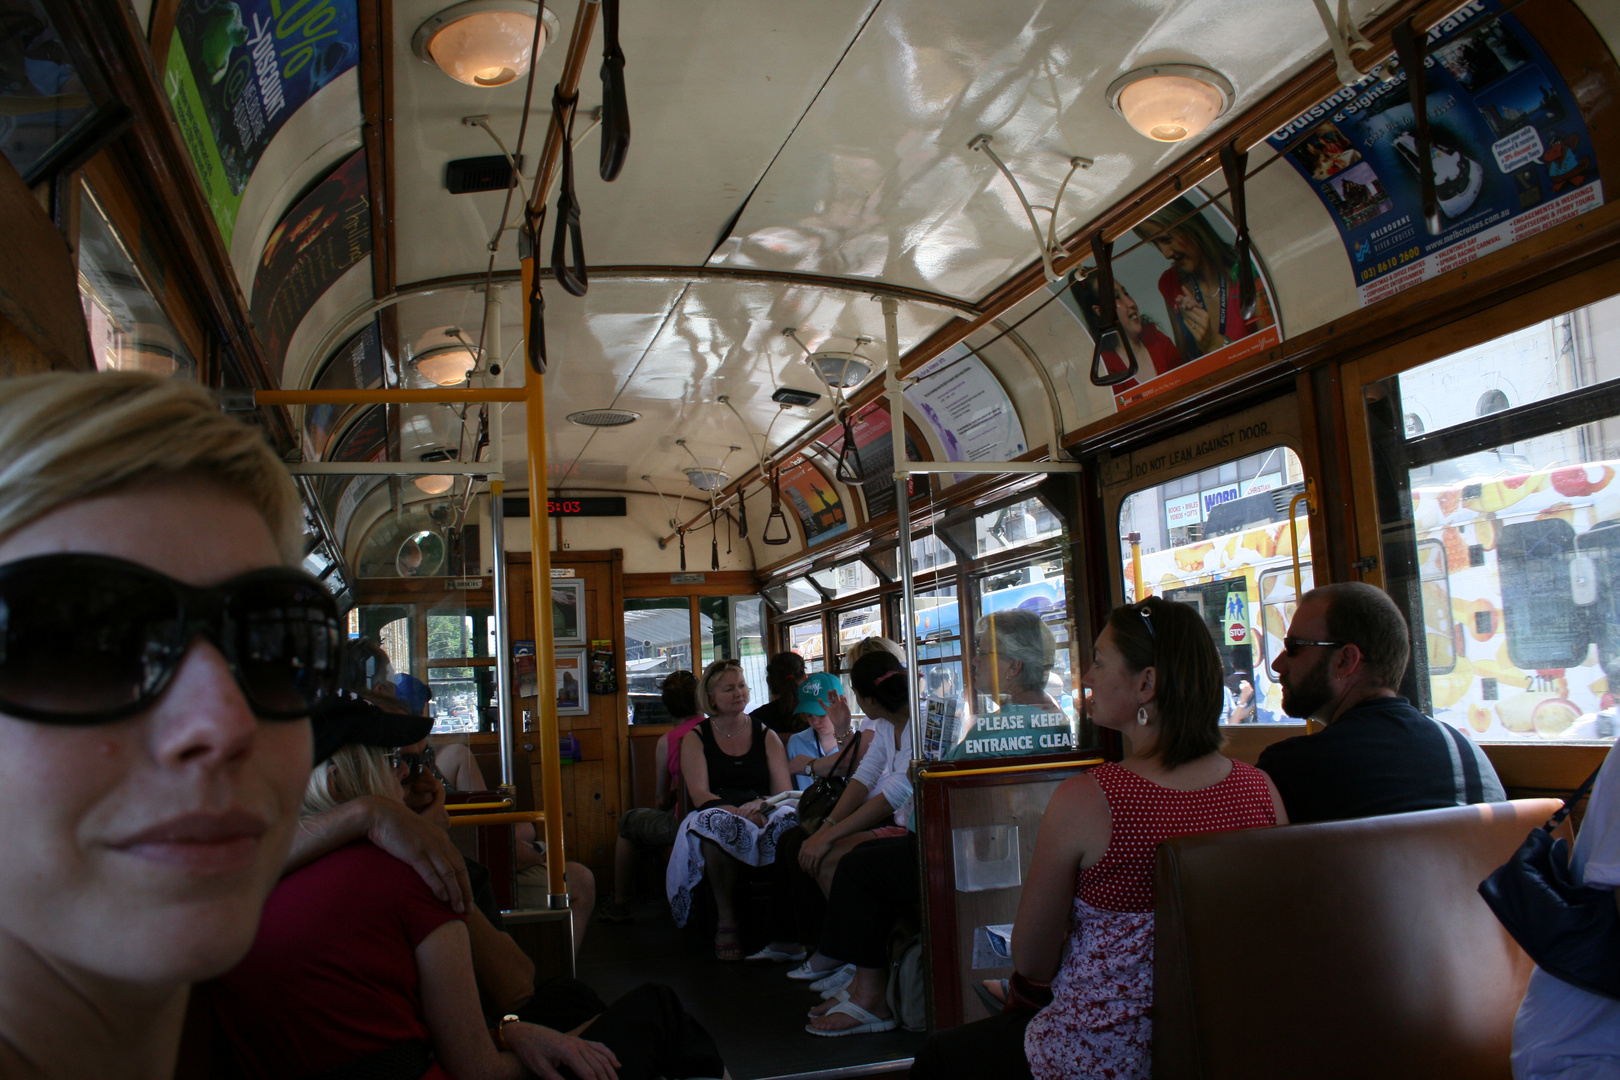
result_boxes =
[976,609,1056,692]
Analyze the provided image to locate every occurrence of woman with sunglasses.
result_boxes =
[0,372,339,1079]
[910,597,1287,1080]
[667,658,792,959]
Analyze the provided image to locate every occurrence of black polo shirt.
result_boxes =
[1256,695,1506,824]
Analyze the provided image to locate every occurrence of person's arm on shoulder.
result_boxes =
[1011,772,1108,982]
[288,795,471,913]
[465,905,536,1014]
[415,921,525,1080]
[764,729,791,796]
[653,732,673,811]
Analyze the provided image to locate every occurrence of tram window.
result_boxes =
[624,598,693,724]
[699,596,767,705]
[910,532,957,573]
[972,496,1063,557]
[864,545,898,581]
[785,618,825,674]
[913,583,961,662]
[0,1,106,181]
[781,577,821,612]
[1371,295,1620,744]
[77,185,197,378]
[812,559,880,599]
[1259,565,1315,681]
[1396,294,1620,440]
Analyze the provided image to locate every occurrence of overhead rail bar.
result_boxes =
[255,388,524,405]
[968,134,1093,284]
[900,461,1080,475]
[918,757,1106,781]
[286,463,505,477]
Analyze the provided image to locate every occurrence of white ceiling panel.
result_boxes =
[709,0,1383,299]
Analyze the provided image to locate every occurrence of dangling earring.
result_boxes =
[1136,705,1149,726]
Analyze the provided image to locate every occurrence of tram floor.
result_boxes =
[576,899,926,1080]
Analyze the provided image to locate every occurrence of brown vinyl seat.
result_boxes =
[1152,799,1561,1080]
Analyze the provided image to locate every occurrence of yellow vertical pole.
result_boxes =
[1128,532,1147,600]
[521,257,568,907]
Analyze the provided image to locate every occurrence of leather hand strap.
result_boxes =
[551,88,589,297]
[598,0,630,181]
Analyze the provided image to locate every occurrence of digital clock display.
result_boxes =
[545,497,626,518]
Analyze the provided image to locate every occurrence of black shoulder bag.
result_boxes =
[1478,760,1620,1001]
[797,734,861,834]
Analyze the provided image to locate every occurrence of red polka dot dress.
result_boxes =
[1024,760,1277,1080]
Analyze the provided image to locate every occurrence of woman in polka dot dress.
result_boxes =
[912,596,1287,1080]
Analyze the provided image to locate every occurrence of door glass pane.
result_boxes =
[913,584,961,662]
[78,185,197,378]
[357,605,416,684]
[1117,446,1309,725]
[427,669,491,734]
[700,596,767,707]
[426,607,494,659]
[624,598,692,725]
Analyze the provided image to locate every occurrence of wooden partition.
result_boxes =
[918,755,1104,1029]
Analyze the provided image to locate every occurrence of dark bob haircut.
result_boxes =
[1104,596,1224,769]
[850,651,907,714]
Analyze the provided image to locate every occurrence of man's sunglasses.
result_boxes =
[388,744,436,784]
[0,552,342,725]
[1281,637,1345,658]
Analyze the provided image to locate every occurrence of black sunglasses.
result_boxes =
[0,552,342,725]
[388,744,437,784]
[1281,636,1345,658]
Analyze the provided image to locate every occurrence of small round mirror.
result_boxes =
[397,530,447,577]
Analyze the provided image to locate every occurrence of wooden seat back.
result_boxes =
[1153,799,1560,1080]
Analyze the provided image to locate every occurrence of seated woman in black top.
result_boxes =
[667,659,792,958]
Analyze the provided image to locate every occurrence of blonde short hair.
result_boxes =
[843,635,905,670]
[302,744,400,815]
[0,372,303,563]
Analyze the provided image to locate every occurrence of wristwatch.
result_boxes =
[495,1014,521,1052]
[804,761,815,778]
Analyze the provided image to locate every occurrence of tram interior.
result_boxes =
[5,0,1620,1076]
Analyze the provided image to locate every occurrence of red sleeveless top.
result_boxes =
[1077,760,1277,912]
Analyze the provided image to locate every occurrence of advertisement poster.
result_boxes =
[250,149,371,369]
[164,0,361,245]
[555,649,588,716]
[779,457,848,545]
[303,319,383,460]
[1267,0,1602,307]
[513,641,538,699]
[813,402,926,520]
[1054,195,1281,411]
[904,345,1028,480]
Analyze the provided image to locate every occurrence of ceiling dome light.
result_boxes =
[414,475,455,495]
[685,468,730,492]
[413,1,559,88]
[414,345,478,386]
[1107,65,1233,143]
[808,351,873,389]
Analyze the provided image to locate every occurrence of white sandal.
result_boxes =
[805,997,898,1037]
[746,945,807,963]
[809,964,855,993]
[808,989,850,1018]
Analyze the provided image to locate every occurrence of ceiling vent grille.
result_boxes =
[446,154,524,195]
[771,386,822,407]
[566,409,641,427]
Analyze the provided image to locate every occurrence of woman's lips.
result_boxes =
[107,809,269,874]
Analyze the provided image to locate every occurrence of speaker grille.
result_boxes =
[446,155,524,195]
[566,409,641,427]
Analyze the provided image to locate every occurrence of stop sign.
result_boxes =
[1227,622,1247,643]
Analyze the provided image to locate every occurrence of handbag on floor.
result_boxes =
[1479,762,1620,1001]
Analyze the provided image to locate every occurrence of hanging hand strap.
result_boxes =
[1391,21,1440,236]
[736,491,749,539]
[710,510,721,571]
[1219,141,1257,321]
[522,205,548,374]
[598,0,630,181]
[1084,232,1139,386]
[1543,761,1609,834]
[834,409,866,485]
[551,88,589,296]
[677,529,687,572]
[762,464,791,545]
